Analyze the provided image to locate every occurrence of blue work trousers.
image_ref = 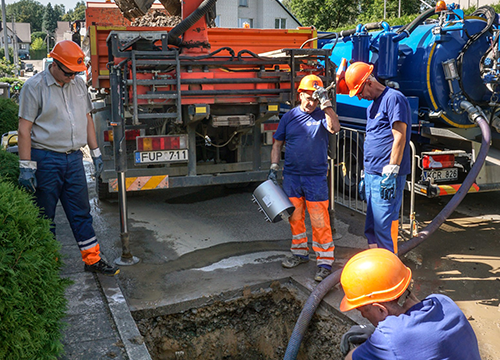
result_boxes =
[31,149,99,262]
[364,173,406,254]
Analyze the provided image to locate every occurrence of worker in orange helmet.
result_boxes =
[345,62,411,254]
[269,74,341,282]
[17,40,119,276]
[339,248,481,359]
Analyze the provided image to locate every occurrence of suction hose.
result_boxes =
[167,0,217,47]
[283,105,491,360]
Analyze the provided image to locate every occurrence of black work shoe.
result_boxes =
[314,267,331,282]
[282,255,309,268]
[85,259,120,276]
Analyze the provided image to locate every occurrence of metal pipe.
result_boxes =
[409,141,417,238]
[283,110,491,360]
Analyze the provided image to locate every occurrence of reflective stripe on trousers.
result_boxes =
[289,197,335,267]
[31,148,101,265]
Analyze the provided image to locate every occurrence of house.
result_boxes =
[0,22,31,60]
[54,21,73,44]
[215,0,301,29]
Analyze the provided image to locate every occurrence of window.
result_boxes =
[239,0,248,6]
[275,18,287,29]
[238,18,253,28]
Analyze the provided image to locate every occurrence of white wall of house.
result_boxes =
[215,0,300,29]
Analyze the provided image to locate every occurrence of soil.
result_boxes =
[134,282,353,360]
[131,10,182,27]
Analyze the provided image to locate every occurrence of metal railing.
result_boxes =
[331,127,418,240]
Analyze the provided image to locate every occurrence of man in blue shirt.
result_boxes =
[339,248,481,360]
[269,75,340,282]
[345,62,412,254]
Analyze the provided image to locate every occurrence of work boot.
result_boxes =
[85,259,120,276]
[282,255,309,268]
[314,267,331,282]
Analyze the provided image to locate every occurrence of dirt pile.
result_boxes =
[134,282,353,360]
[131,10,182,27]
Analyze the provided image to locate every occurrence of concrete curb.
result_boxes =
[97,274,152,360]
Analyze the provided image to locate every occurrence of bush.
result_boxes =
[0,97,19,135]
[0,180,70,359]
[0,150,19,184]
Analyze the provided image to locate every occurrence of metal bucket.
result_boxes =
[252,180,295,223]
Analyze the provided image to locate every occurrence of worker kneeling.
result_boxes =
[339,248,480,359]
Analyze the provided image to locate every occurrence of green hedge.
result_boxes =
[0,97,19,135]
[0,179,70,359]
[0,151,19,184]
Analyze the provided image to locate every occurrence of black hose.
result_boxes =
[339,22,384,38]
[396,7,436,34]
[167,0,217,47]
[283,114,492,360]
[399,116,491,254]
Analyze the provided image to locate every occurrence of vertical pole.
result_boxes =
[109,64,139,266]
[1,0,9,62]
[11,16,17,73]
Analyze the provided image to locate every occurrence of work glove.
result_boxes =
[91,148,104,179]
[18,160,37,194]
[268,163,279,185]
[380,164,400,200]
[313,84,333,110]
[340,324,376,356]
[358,170,366,201]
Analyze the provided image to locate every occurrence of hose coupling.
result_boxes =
[460,100,487,124]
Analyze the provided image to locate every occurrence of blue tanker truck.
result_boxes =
[322,2,500,198]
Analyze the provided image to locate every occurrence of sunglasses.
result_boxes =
[55,61,80,77]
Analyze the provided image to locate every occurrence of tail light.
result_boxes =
[422,154,455,169]
[136,135,188,151]
[104,129,141,142]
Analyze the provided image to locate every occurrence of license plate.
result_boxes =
[423,168,458,182]
[135,149,188,164]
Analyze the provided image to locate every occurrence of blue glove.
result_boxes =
[18,160,37,194]
[358,170,366,201]
[340,324,376,356]
[268,163,279,185]
[380,165,399,200]
[91,148,104,178]
[313,84,332,110]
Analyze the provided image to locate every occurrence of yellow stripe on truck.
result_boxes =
[109,176,169,192]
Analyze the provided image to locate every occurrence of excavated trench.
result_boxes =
[132,281,354,360]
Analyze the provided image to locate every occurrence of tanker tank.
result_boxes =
[323,4,498,129]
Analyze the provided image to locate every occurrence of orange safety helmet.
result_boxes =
[298,74,323,92]
[345,62,374,97]
[340,248,412,312]
[49,40,87,72]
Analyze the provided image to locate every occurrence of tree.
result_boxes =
[72,1,86,21]
[5,0,45,32]
[42,3,58,34]
[358,0,427,22]
[54,4,65,21]
[31,37,45,51]
[285,0,361,31]
[31,31,46,44]
[60,2,85,22]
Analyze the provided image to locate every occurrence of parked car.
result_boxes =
[25,63,33,72]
